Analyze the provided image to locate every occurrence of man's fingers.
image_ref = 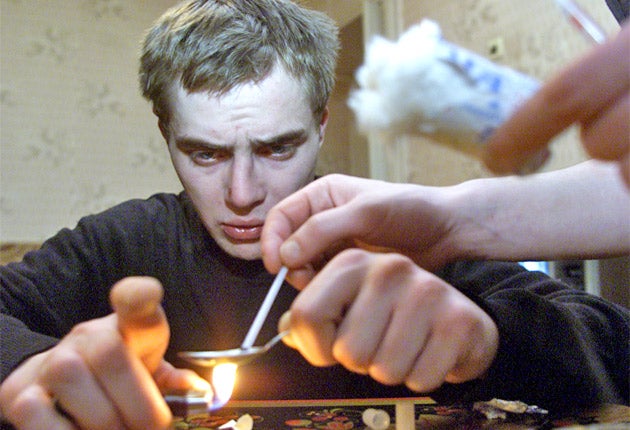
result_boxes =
[40,346,122,430]
[484,23,630,174]
[262,178,338,273]
[154,362,213,393]
[582,93,630,160]
[65,315,172,429]
[8,385,76,430]
[86,339,171,430]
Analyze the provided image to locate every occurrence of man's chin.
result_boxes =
[219,241,262,261]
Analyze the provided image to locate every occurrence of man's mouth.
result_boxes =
[221,224,263,241]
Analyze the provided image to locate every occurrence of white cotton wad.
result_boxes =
[348,19,541,157]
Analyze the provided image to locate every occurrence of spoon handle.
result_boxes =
[262,330,290,351]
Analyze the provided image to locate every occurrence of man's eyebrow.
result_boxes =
[174,130,309,150]
[175,137,223,150]
[253,129,308,146]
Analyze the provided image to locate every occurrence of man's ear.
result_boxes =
[157,118,169,142]
[153,105,170,142]
[318,106,329,147]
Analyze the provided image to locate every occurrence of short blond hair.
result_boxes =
[139,0,339,123]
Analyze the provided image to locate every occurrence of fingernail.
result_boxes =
[278,312,296,348]
[516,148,550,175]
[280,240,301,263]
[278,311,292,332]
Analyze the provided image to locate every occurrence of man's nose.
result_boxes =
[225,155,265,209]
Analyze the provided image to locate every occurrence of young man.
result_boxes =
[1,2,628,430]
[2,1,340,428]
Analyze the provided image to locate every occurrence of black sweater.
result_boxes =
[1,193,628,411]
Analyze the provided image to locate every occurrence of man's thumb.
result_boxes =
[109,276,170,373]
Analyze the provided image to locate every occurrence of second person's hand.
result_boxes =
[483,22,630,185]
[262,174,459,285]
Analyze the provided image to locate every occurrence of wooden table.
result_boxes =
[170,398,630,429]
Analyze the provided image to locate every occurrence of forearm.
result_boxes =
[481,282,629,409]
[0,314,58,382]
[443,160,630,262]
[0,218,131,382]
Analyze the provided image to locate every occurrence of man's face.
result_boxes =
[161,66,327,260]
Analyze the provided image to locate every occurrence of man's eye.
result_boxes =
[258,144,296,159]
[191,149,229,165]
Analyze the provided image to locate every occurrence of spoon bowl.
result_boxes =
[178,331,289,367]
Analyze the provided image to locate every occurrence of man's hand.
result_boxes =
[0,277,209,430]
[279,250,499,393]
[484,22,629,186]
[262,174,460,285]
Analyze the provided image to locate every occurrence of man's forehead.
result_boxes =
[165,72,314,132]
[167,65,307,106]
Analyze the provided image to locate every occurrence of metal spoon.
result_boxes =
[178,330,290,367]
[178,267,289,368]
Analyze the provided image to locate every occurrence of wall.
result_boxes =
[319,15,369,179]
[1,0,182,242]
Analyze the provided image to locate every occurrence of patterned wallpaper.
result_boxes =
[1,0,182,241]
